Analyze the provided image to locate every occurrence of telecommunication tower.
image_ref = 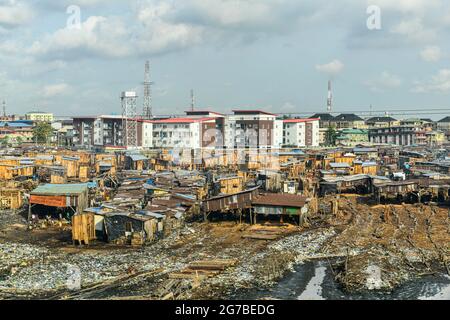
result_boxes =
[190,89,195,112]
[327,80,333,113]
[143,61,154,119]
[121,91,138,148]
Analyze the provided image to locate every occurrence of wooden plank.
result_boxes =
[30,195,67,207]
[242,234,279,240]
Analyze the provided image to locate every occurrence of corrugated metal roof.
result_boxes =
[329,162,351,168]
[31,183,88,195]
[253,193,308,208]
[128,154,148,161]
[36,155,54,160]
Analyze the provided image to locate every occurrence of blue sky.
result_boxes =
[1,0,450,119]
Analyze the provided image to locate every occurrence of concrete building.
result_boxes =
[51,120,74,147]
[73,115,124,148]
[369,126,425,146]
[437,116,450,131]
[365,116,399,128]
[225,110,278,149]
[0,121,34,145]
[282,118,320,148]
[336,129,369,146]
[26,111,54,122]
[332,114,366,129]
[150,117,219,149]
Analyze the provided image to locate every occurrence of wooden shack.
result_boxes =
[353,161,378,175]
[29,183,90,220]
[373,180,420,203]
[203,186,260,214]
[78,165,90,182]
[60,156,80,178]
[125,154,149,171]
[95,154,117,175]
[216,176,243,195]
[252,193,310,225]
[0,188,23,210]
[72,213,96,245]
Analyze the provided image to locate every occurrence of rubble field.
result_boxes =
[0,197,449,300]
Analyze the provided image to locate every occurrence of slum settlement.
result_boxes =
[0,145,449,300]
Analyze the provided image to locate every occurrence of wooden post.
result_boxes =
[28,203,32,223]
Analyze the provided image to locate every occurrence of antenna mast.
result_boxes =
[190,89,195,112]
[143,61,154,119]
[327,80,333,113]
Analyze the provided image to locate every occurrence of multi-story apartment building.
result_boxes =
[282,118,320,147]
[224,110,278,149]
[332,114,367,129]
[149,117,220,149]
[72,110,320,150]
[369,126,425,146]
[25,111,54,122]
[73,115,124,148]
[365,116,400,128]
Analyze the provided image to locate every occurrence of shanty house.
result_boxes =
[125,154,149,171]
[29,183,89,220]
[103,212,164,245]
[353,161,378,175]
[252,193,310,225]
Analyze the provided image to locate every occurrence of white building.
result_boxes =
[150,117,219,149]
[225,110,279,149]
[139,121,153,148]
[282,118,320,147]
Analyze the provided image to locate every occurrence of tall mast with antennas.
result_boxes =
[190,89,195,112]
[327,80,333,113]
[143,61,154,119]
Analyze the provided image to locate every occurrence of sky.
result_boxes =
[1,0,450,119]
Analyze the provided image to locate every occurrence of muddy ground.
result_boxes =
[0,196,449,300]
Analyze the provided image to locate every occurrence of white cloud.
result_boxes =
[364,71,402,92]
[29,16,132,59]
[390,18,437,43]
[42,83,71,97]
[0,1,34,28]
[316,60,344,75]
[420,46,442,62]
[412,69,450,93]
[368,0,441,13]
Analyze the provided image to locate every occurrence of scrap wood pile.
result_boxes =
[49,268,165,300]
[241,225,296,240]
[162,259,238,300]
[169,259,238,280]
[325,195,450,292]
[242,229,282,240]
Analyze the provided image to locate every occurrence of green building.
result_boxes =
[336,128,369,146]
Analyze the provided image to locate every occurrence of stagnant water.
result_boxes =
[230,261,450,300]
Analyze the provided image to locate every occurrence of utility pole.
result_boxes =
[2,100,6,118]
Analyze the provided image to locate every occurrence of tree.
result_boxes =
[15,136,23,146]
[33,122,53,145]
[325,126,338,146]
[0,136,9,147]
